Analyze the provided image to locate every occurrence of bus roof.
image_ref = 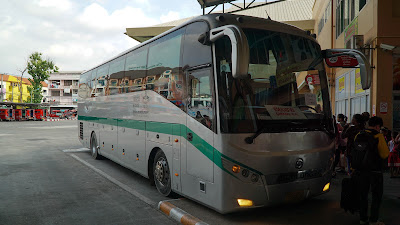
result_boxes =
[82,13,315,75]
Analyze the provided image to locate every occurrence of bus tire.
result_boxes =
[90,132,102,160]
[153,150,172,196]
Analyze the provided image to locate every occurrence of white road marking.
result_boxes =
[70,153,156,206]
[29,126,77,129]
[62,148,90,153]
[0,134,11,136]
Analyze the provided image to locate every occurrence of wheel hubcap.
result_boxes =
[155,157,168,185]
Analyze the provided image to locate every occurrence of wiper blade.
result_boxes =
[245,126,267,144]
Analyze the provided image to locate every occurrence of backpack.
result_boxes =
[351,130,378,171]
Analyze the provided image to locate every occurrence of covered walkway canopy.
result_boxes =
[125,0,315,43]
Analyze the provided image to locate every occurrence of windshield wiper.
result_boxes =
[245,125,267,144]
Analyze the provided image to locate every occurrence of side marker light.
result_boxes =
[237,199,253,207]
[323,183,330,192]
[232,165,240,173]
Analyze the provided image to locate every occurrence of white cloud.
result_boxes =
[0,0,202,75]
[37,0,73,11]
[77,3,158,32]
[160,11,181,23]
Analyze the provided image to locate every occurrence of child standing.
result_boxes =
[388,132,400,178]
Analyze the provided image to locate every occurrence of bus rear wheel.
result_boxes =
[90,133,102,160]
[153,150,172,196]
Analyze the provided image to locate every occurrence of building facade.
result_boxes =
[48,71,81,106]
[313,0,400,130]
[0,74,32,103]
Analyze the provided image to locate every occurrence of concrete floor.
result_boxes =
[1,120,399,225]
[0,120,176,225]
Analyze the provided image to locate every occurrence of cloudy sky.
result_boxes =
[0,0,206,76]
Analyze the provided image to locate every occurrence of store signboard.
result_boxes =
[305,74,320,85]
[338,76,345,93]
[355,68,364,94]
[344,17,358,45]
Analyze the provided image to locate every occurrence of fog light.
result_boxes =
[237,199,253,207]
[323,183,330,192]
[242,169,249,177]
[251,174,259,182]
[232,165,240,173]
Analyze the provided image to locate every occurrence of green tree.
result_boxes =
[27,52,58,103]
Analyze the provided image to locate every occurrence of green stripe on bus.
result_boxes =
[78,115,262,175]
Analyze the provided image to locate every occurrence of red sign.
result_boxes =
[305,74,320,85]
[325,53,359,68]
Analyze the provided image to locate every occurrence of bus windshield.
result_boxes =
[216,28,330,133]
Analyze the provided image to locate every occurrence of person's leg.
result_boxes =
[370,172,384,223]
[358,172,370,222]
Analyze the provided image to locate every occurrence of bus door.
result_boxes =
[185,67,215,184]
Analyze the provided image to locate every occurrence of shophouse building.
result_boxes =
[0,74,32,103]
[48,71,81,107]
[313,0,400,130]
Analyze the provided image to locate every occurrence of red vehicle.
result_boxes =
[14,109,23,121]
[25,109,35,120]
[0,109,14,121]
[34,109,45,121]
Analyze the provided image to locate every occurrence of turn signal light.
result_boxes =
[237,199,253,207]
[174,139,179,142]
[232,165,240,173]
[323,183,330,192]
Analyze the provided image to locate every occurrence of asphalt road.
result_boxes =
[0,120,176,225]
[1,120,399,225]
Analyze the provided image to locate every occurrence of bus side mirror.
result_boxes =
[323,49,372,90]
[208,25,249,79]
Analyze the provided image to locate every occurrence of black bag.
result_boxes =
[340,177,359,214]
[351,130,377,171]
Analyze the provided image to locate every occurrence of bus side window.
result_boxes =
[95,64,109,97]
[182,22,212,68]
[125,46,148,94]
[108,55,126,96]
[147,28,184,107]
[187,69,214,131]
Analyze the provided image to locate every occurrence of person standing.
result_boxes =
[362,112,370,124]
[342,114,365,173]
[353,116,390,225]
[337,114,347,129]
[388,132,400,178]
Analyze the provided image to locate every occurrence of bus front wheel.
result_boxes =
[90,133,102,160]
[153,150,172,196]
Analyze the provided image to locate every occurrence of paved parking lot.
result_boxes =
[0,120,399,225]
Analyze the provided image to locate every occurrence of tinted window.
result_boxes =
[94,64,109,97]
[182,22,212,68]
[78,71,91,99]
[147,29,185,108]
[125,46,148,93]
[108,55,126,95]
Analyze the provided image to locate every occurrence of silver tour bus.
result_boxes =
[78,14,371,213]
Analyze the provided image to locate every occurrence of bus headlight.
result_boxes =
[237,199,253,207]
[323,183,330,192]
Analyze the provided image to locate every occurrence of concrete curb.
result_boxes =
[158,200,208,225]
